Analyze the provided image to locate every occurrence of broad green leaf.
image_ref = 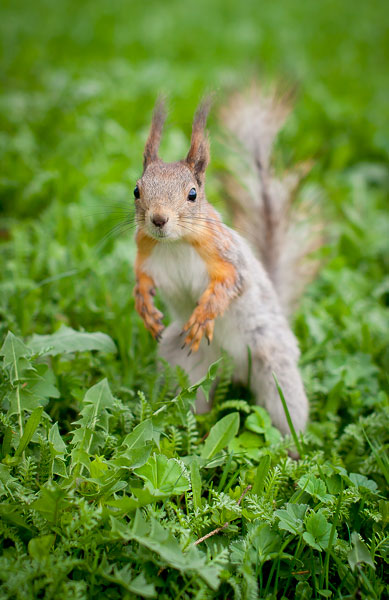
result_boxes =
[298,474,334,503]
[14,406,43,457]
[28,534,55,560]
[201,412,240,459]
[134,453,190,497]
[106,495,140,515]
[349,473,378,493]
[253,523,281,563]
[121,419,153,449]
[229,431,262,461]
[348,532,375,571]
[28,324,116,356]
[276,503,308,535]
[110,444,153,469]
[303,510,335,551]
[245,406,272,434]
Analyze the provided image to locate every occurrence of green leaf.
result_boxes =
[14,406,43,457]
[121,419,153,449]
[253,523,281,563]
[48,422,67,456]
[298,474,334,503]
[190,461,202,510]
[295,581,313,600]
[245,406,272,434]
[303,510,335,551]
[30,483,71,524]
[0,331,33,384]
[28,534,55,560]
[110,444,153,469]
[276,503,308,535]
[111,510,221,589]
[127,573,156,598]
[349,472,378,493]
[252,454,271,495]
[71,379,115,472]
[348,531,375,571]
[134,453,190,498]
[201,412,240,459]
[27,324,116,356]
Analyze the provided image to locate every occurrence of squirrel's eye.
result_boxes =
[134,185,140,199]
[187,188,197,202]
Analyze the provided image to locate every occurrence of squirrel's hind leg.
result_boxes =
[159,322,219,413]
[250,349,308,436]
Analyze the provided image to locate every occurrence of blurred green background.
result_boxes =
[0,0,388,393]
[1,0,388,218]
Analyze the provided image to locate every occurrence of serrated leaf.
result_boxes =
[304,510,335,551]
[111,510,221,589]
[134,453,190,497]
[28,325,116,356]
[201,412,240,459]
[30,483,71,524]
[71,379,115,470]
[298,474,334,503]
[0,331,33,384]
[276,503,308,535]
[349,472,378,493]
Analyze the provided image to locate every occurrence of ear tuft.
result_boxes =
[143,97,167,172]
[186,97,212,184]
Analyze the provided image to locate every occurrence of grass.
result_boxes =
[0,0,388,598]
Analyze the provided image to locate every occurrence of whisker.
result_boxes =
[94,221,138,253]
[180,215,257,243]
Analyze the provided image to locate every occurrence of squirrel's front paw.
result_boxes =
[182,308,214,353]
[135,287,164,341]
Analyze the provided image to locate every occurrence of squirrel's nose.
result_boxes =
[151,214,169,228]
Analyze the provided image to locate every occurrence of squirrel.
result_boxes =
[133,86,321,436]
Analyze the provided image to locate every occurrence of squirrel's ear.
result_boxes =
[143,98,167,172]
[186,97,212,184]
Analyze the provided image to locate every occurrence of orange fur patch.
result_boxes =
[134,231,164,339]
[182,215,240,352]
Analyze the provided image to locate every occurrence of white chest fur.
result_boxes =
[143,240,209,322]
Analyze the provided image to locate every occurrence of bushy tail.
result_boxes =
[220,84,322,316]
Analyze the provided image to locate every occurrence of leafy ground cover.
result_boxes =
[0,0,388,598]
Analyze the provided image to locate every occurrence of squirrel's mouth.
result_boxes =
[144,220,183,242]
[146,225,171,241]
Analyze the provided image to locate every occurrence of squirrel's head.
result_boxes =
[134,98,211,241]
